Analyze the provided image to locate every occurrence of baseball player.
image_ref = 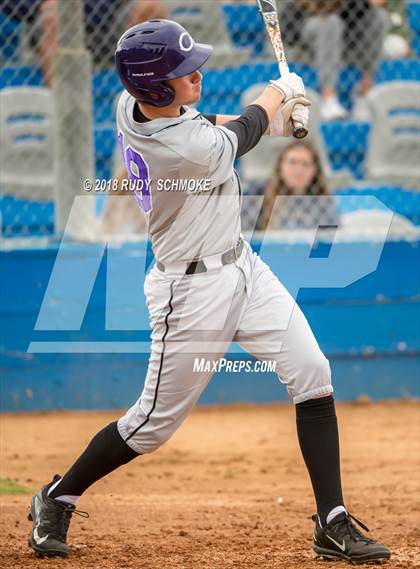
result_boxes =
[28,20,390,564]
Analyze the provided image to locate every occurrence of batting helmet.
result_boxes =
[115,19,213,107]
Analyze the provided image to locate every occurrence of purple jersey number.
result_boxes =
[118,132,152,213]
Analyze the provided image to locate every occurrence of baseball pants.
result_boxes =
[118,241,333,454]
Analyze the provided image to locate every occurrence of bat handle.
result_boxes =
[278,64,308,139]
[292,121,308,139]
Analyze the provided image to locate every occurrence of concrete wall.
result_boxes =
[1,238,419,411]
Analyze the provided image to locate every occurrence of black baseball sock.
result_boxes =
[296,395,344,526]
[48,421,139,499]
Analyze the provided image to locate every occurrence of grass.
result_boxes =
[0,478,31,495]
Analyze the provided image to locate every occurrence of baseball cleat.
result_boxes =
[27,474,88,557]
[312,511,391,565]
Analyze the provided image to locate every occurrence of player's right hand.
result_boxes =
[269,73,305,102]
[268,96,311,137]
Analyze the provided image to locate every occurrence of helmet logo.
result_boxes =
[179,32,194,52]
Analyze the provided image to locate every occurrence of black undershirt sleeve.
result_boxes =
[135,105,267,159]
[203,114,217,125]
[222,104,269,159]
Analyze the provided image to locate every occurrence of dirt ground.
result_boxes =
[0,401,419,569]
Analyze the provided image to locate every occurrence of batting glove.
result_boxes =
[290,98,310,131]
[269,72,305,101]
[268,96,311,137]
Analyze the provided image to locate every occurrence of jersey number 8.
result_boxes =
[118,132,152,214]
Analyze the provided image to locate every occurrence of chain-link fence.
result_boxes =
[0,0,419,240]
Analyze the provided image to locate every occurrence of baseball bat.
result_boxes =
[255,0,308,139]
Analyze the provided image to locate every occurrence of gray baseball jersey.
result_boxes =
[117,91,242,263]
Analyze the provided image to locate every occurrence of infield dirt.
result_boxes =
[1,401,419,568]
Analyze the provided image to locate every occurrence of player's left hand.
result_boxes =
[269,73,305,101]
[268,96,311,137]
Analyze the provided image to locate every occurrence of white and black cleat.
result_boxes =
[28,474,88,557]
[312,511,390,565]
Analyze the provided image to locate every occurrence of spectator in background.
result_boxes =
[39,0,168,85]
[341,0,391,120]
[258,140,339,230]
[280,0,390,121]
[280,1,348,121]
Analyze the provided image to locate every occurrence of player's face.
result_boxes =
[166,70,203,106]
[280,146,317,194]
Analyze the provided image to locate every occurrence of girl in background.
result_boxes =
[259,140,339,230]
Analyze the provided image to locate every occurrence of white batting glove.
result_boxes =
[268,96,311,137]
[269,72,305,101]
[291,100,310,127]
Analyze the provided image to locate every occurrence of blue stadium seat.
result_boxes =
[406,2,420,34]
[0,11,21,61]
[375,59,420,83]
[94,126,116,181]
[321,122,371,179]
[0,65,43,88]
[93,98,115,125]
[335,186,420,225]
[0,196,54,236]
[337,66,362,110]
[407,2,420,56]
[92,69,121,100]
[222,4,266,55]
[201,64,268,114]
[92,70,121,125]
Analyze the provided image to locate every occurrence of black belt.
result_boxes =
[156,238,244,275]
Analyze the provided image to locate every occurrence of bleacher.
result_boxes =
[0,2,419,237]
[1,58,418,182]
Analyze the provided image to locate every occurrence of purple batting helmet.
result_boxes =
[115,19,213,107]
